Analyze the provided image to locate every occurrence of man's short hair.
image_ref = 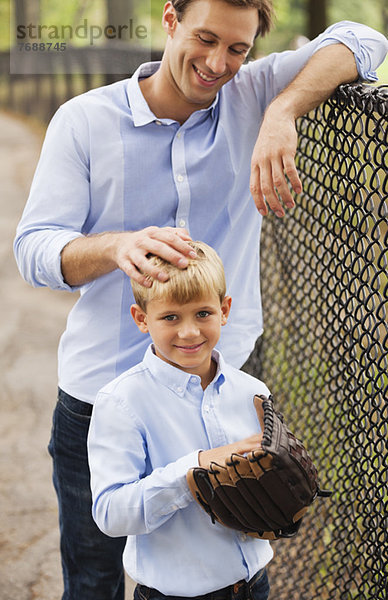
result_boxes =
[171,0,274,37]
[131,241,227,311]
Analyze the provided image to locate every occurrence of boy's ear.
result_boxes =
[221,296,232,326]
[131,304,149,334]
[162,1,178,36]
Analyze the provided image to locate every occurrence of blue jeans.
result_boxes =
[48,388,127,600]
[134,568,270,600]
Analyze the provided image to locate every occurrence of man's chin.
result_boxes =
[184,88,220,109]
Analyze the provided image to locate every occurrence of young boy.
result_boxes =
[88,241,273,599]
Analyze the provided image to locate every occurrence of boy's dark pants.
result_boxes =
[48,388,126,600]
[134,569,270,600]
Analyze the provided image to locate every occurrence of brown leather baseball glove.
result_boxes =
[187,394,331,540]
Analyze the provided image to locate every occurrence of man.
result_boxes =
[14,1,388,598]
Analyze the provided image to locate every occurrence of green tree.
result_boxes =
[106,0,135,41]
[307,0,327,39]
[14,0,41,29]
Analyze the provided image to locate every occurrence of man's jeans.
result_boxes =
[48,388,126,600]
[134,569,270,600]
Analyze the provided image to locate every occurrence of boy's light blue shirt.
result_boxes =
[88,345,273,596]
[14,22,388,403]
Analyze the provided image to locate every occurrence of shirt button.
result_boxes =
[240,533,247,541]
[176,132,182,138]
[179,219,186,228]
[176,386,183,393]
[155,120,162,126]
[177,174,184,183]
[204,406,210,413]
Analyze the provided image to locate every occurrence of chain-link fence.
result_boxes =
[244,83,387,599]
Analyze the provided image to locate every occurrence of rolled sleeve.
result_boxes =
[14,229,84,291]
[14,101,91,291]
[246,21,388,110]
[145,450,200,520]
[313,21,388,82]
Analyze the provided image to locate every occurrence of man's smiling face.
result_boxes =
[162,0,259,110]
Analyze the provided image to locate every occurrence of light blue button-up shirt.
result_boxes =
[88,345,273,595]
[14,22,388,403]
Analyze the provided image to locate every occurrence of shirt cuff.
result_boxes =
[44,231,84,291]
[315,35,378,82]
[171,450,202,509]
[313,22,388,82]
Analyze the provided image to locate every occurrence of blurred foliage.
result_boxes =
[1,0,387,58]
[376,58,388,82]
[0,0,10,49]
[39,0,106,34]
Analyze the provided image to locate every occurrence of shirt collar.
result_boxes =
[143,344,225,397]
[126,61,220,128]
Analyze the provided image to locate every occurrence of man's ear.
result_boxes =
[221,296,232,326]
[131,304,149,334]
[162,1,178,36]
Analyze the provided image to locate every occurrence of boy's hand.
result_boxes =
[198,434,263,469]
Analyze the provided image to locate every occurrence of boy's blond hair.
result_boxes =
[131,241,226,311]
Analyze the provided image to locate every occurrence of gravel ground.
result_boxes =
[0,111,135,600]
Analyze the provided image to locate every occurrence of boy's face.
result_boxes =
[131,292,231,384]
[161,0,258,110]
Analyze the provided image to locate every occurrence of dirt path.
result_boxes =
[0,111,135,599]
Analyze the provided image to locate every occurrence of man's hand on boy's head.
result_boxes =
[198,434,263,470]
[113,226,196,287]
